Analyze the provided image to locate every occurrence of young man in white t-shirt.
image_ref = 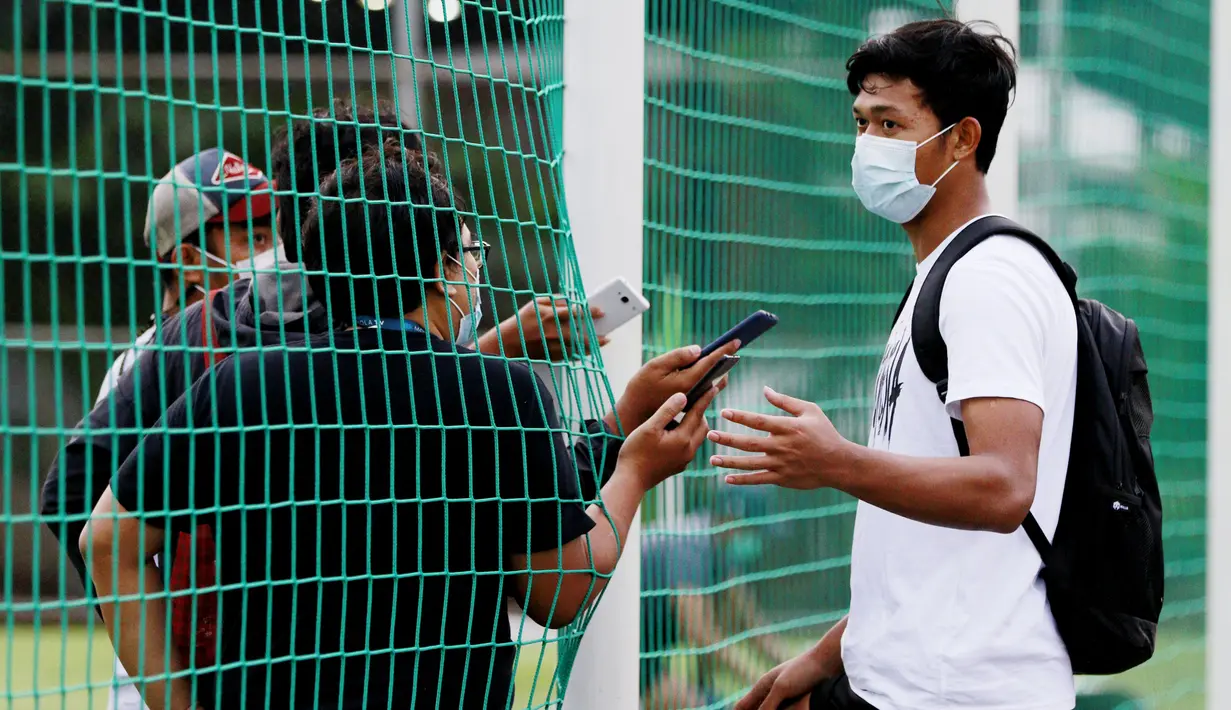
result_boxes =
[708,19,1078,710]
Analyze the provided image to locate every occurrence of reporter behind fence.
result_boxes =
[79,141,728,710]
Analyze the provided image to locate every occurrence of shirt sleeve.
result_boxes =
[42,342,163,589]
[110,369,227,533]
[573,418,624,503]
[939,237,1059,419]
[498,366,596,555]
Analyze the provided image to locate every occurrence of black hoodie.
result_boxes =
[41,266,333,587]
[42,268,621,591]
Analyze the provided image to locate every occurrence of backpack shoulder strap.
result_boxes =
[911,216,1075,561]
[911,216,1078,401]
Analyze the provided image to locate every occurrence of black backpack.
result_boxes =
[894,215,1164,675]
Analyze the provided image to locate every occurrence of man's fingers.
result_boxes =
[680,385,720,431]
[758,684,790,710]
[648,392,688,430]
[764,386,814,417]
[685,339,741,376]
[710,453,773,471]
[649,344,703,371]
[735,673,777,710]
[721,408,792,434]
[715,373,730,392]
[597,335,612,347]
[589,304,606,319]
[725,471,779,486]
[706,429,770,453]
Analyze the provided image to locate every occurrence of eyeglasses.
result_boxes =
[462,240,493,268]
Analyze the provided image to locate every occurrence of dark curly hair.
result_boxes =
[299,139,464,324]
[846,19,1017,173]
[269,100,422,260]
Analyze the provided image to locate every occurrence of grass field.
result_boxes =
[0,623,1203,709]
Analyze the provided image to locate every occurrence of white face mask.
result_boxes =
[446,254,483,348]
[196,242,287,276]
[851,124,959,224]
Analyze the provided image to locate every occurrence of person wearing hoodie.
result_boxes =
[93,148,279,403]
[68,146,279,710]
[79,141,733,710]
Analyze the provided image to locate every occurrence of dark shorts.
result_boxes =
[806,673,878,710]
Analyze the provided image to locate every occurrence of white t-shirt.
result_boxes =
[95,325,157,405]
[843,216,1078,710]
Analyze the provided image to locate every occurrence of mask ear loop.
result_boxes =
[917,123,961,188]
[917,123,959,149]
[930,160,961,188]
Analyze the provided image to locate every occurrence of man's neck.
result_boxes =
[404,308,445,340]
[160,287,204,319]
[901,178,992,264]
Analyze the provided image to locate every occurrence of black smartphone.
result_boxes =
[666,354,740,430]
[697,310,779,359]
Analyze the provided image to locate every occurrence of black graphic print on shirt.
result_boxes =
[871,329,911,444]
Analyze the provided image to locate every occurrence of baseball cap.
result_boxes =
[143,148,275,260]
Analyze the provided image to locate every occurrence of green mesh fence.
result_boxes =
[0,2,618,709]
[640,2,1209,710]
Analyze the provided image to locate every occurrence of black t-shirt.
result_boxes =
[112,328,596,709]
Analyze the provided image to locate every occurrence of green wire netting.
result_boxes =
[640,1,1207,709]
[1,1,618,709]
[0,0,1213,709]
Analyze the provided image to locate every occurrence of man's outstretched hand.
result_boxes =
[708,386,854,491]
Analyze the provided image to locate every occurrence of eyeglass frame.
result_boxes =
[461,240,492,269]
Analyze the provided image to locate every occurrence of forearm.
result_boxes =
[581,464,647,578]
[477,327,512,357]
[833,443,1030,533]
[807,615,847,679]
[92,553,193,710]
[517,465,648,627]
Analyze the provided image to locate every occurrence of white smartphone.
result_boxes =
[587,277,651,337]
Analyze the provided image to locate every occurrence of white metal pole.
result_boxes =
[957,0,1021,220]
[561,0,645,707]
[1207,0,1230,705]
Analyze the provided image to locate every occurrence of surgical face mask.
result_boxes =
[446,254,483,348]
[851,124,959,224]
[195,242,286,276]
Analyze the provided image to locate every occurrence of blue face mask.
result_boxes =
[851,124,959,224]
[447,254,483,348]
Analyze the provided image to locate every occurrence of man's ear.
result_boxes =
[175,244,206,288]
[952,117,983,164]
[433,257,455,298]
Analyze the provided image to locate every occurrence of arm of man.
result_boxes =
[80,366,224,710]
[82,489,193,710]
[714,242,1057,534]
[735,616,847,710]
[510,388,717,629]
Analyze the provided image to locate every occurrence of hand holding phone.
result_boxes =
[666,354,740,430]
[697,310,779,360]
[588,277,651,337]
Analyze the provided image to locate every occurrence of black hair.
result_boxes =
[846,18,1017,173]
[299,139,463,325]
[269,100,423,261]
